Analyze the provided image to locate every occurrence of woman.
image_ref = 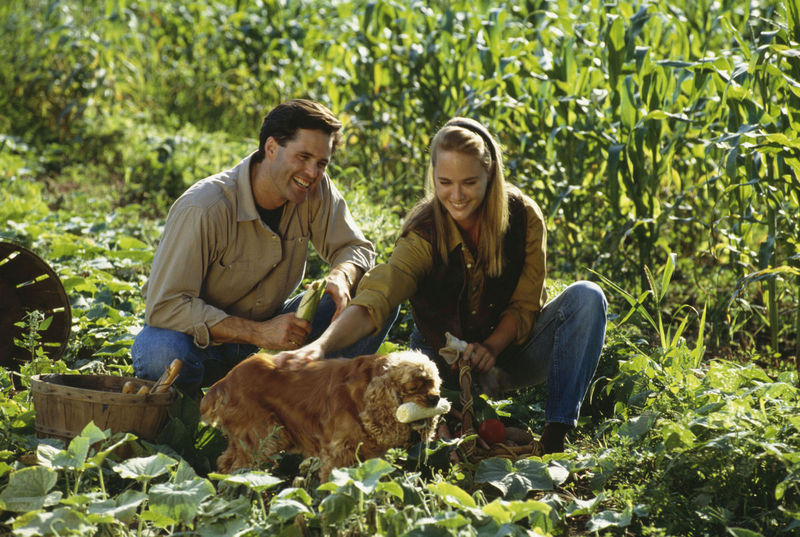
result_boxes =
[277,117,607,453]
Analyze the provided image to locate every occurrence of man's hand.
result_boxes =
[272,343,325,370]
[261,313,312,350]
[210,314,311,350]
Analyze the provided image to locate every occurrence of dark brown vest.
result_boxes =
[409,194,527,359]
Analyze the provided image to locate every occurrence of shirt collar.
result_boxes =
[443,212,466,249]
[236,152,260,223]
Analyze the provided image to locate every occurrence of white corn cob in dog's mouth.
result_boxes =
[396,398,451,423]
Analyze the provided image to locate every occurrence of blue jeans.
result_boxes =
[132,293,399,390]
[410,281,607,427]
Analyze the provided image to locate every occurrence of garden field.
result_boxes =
[1,0,799,535]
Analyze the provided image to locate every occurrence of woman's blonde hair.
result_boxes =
[403,117,509,277]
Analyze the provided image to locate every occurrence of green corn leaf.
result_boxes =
[621,75,637,129]
[659,252,676,303]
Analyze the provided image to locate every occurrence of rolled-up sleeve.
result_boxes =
[309,178,375,272]
[503,199,548,343]
[144,204,230,347]
[351,232,433,335]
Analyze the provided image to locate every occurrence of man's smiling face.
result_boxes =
[263,128,333,208]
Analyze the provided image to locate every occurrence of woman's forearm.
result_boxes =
[314,304,377,354]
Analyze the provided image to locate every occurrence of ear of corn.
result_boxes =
[395,399,451,423]
[296,279,327,321]
[150,359,183,394]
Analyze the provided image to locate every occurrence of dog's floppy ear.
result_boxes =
[362,357,394,408]
[359,357,403,438]
[200,381,227,427]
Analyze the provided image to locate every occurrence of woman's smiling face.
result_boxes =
[433,149,489,233]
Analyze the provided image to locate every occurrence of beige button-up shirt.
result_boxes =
[143,152,375,347]
[352,191,547,345]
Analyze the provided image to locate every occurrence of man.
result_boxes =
[132,99,396,392]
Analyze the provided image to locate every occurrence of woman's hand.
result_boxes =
[464,342,497,373]
[324,274,351,320]
[272,343,324,370]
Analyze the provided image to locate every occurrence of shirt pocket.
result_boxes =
[204,257,263,309]
[279,235,309,289]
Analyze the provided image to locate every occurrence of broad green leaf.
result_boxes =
[149,478,215,526]
[476,458,556,499]
[417,512,470,528]
[269,498,312,523]
[53,436,90,470]
[60,492,105,508]
[376,480,404,500]
[113,453,177,481]
[116,235,148,249]
[87,490,146,525]
[482,498,552,525]
[513,459,557,493]
[36,443,64,469]
[661,421,696,450]
[174,458,199,483]
[0,466,61,512]
[474,457,514,486]
[274,486,313,505]
[139,508,177,528]
[619,412,658,440]
[350,457,396,494]
[427,482,476,509]
[319,492,356,524]
[210,470,283,492]
[195,516,251,537]
[546,461,570,486]
[586,505,633,532]
[12,506,94,537]
[566,496,600,516]
[87,432,136,468]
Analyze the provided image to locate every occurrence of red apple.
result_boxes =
[478,419,507,444]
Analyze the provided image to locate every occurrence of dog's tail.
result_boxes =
[199,382,226,427]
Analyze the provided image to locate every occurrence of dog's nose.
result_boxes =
[426,394,440,406]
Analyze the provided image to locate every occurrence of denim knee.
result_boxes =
[131,325,203,385]
[572,280,607,309]
[567,281,608,324]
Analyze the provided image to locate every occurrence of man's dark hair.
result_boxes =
[255,99,342,162]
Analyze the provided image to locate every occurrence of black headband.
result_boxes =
[446,120,497,164]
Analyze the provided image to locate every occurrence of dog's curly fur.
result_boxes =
[200,350,443,479]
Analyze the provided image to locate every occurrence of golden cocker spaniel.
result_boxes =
[200,350,444,479]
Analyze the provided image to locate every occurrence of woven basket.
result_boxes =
[31,374,174,442]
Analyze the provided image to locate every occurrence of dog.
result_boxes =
[200,350,443,479]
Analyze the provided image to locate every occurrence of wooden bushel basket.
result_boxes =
[31,374,175,442]
[0,242,72,388]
